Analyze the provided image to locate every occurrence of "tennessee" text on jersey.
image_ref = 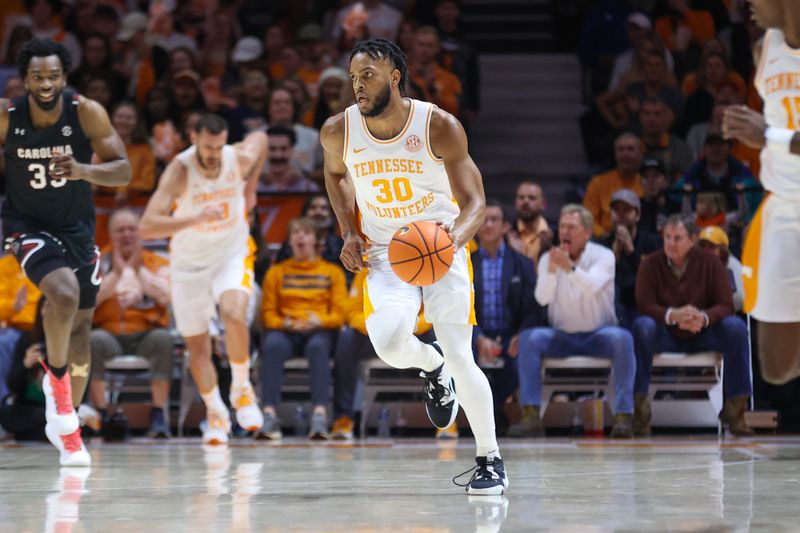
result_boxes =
[353,158,424,178]
[762,72,800,96]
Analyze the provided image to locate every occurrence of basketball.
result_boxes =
[388,221,454,286]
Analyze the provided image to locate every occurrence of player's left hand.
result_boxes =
[435,220,459,249]
[722,105,767,149]
[48,149,86,180]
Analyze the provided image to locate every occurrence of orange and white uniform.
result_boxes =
[744,29,800,321]
[343,98,475,325]
[169,144,253,336]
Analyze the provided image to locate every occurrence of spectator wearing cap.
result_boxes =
[632,214,752,437]
[266,85,323,183]
[509,204,636,439]
[639,96,695,183]
[600,189,662,329]
[583,132,645,238]
[310,67,350,130]
[638,156,676,234]
[673,129,763,229]
[507,181,553,268]
[260,126,320,193]
[296,24,332,99]
[171,69,207,129]
[221,36,264,96]
[223,69,269,144]
[330,0,403,42]
[697,226,744,312]
[114,12,156,106]
[409,26,462,117]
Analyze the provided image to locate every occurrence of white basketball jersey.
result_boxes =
[343,99,460,246]
[170,144,249,270]
[755,29,800,200]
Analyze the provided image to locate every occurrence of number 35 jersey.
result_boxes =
[343,99,459,246]
[2,90,95,230]
[755,29,800,200]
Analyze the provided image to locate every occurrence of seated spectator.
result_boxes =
[638,157,675,234]
[95,101,156,205]
[583,132,644,238]
[89,209,173,438]
[259,126,320,192]
[329,0,403,42]
[600,189,662,329]
[672,129,762,233]
[608,24,676,92]
[259,217,347,440]
[632,215,753,436]
[280,76,314,129]
[83,75,115,111]
[69,33,126,105]
[171,69,207,130]
[472,200,545,434]
[199,11,239,79]
[331,270,434,440]
[639,97,695,182]
[506,181,553,268]
[409,26,462,117]
[682,51,747,131]
[263,25,286,81]
[0,298,45,441]
[508,205,635,438]
[310,67,350,131]
[697,226,744,312]
[143,87,182,167]
[7,0,82,69]
[223,69,269,144]
[276,194,345,269]
[267,86,323,183]
[0,254,41,402]
[220,36,264,98]
[296,24,332,99]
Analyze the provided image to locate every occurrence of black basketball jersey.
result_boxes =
[2,90,95,231]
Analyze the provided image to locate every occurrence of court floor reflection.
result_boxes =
[2,437,800,532]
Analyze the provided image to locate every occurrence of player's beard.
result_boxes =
[30,87,62,111]
[197,154,220,171]
[361,82,392,118]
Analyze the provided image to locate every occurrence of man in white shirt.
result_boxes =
[508,205,635,438]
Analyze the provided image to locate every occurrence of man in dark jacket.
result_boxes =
[472,200,545,433]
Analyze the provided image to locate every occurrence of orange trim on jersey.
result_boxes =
[754,33,771,90]
[424,104,444,164]
[360,98,415,144]
[343,109,350,165]
[742,194,768,314]
[465,246,477,325]
[241,236,256,289]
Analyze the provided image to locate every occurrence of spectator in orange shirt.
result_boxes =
[89,209,173,438]
[258,217,347,440]
[655,0,716,54]
[583,132,645,238]
[409,26,462,117]
[0,253,41,402]
[263,25,287,81]
[95,101,156,205]
[682,50,747,131]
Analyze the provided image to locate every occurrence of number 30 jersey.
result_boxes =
[343,99,459,246]
[755,29,800,200]
[2,90,95,229]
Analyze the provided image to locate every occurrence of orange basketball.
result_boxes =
[388,221,454,286]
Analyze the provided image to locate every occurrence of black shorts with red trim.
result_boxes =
[3,219,100,309]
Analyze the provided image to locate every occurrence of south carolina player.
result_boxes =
[140,114,267,445]
[723,0,800,386]
[0,39,131,466]
[321,39,507,495]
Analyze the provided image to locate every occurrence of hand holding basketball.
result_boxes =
[388,220,454,286]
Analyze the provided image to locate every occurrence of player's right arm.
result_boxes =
[320,112,366,273]
[139,160,214,239]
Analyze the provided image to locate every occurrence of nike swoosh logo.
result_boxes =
[353,147,367,153]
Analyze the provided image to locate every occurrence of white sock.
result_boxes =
[229,360,251,391]
[434,323,499,457]
[201,387,228,415]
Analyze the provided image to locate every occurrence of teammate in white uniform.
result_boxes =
[140,114,267,444]
[321,39,507,495]
[723,0,800,385]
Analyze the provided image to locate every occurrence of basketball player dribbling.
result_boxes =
[723,0,800,386]
[140,114,267,445]
[0,39,132,466]
[321,38,507,495]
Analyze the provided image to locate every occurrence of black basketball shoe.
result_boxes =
[454,456,509,496]
[420,343,458,428]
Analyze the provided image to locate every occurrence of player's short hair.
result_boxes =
[17,38,72,78]
[194,113,228,135]
[268,125,297,146]
[664,214,699,237]
[485,198,510,223]
[560,204,593,231]
[350,38,409,95]
[288,216,321,240]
